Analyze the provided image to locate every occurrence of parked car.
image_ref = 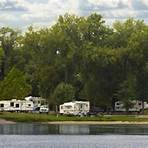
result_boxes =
[87,107,105,116]
[39,105,49,113]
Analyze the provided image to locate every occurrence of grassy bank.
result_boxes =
[1,112,148,123]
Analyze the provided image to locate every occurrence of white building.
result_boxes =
[59,101,90,115]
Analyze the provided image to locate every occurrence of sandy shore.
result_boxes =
[47,121,148,125]
[0,119,148,125]
[0,119,15,124]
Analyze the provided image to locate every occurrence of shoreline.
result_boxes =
[0,119,16,124]
[46,121,148,125]
[1,118,148,125]
[1,113,148,125]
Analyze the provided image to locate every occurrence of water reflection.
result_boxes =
[1,123,148,135]
[0,123,59,135]
[59,125,89,135]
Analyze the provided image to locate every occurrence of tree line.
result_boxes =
[0,13,148,111]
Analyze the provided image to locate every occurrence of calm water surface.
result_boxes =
[1,123,148,135]
[1,123,148,148]
[0,135,148,148]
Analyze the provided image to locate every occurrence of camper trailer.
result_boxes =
[25,96,49,113]
[115,100,143,112]
[59,101,90,115]
[0,96,48,112]
[25,96,47,110]
[0,99,34,112]
[21,100,34,111]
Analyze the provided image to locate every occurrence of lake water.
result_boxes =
[1,135,148,148]
[1,123,148,148]
[1,123,148,135]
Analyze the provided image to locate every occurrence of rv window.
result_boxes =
[61,106,63,109]
[80,104,83,108]
[28,104,31,107]
[10,102,14,107]
[116,103,120,105]
[139,103,142,106]
[65,105,72,109]
[16,104,19,108]
[0,104,4,107]
[41,100,45,105]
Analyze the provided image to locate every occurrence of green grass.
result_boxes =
[144,109,148,115]
[1,112,148,122]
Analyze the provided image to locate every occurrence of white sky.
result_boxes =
[0,0,147,29]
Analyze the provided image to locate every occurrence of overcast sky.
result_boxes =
[0,0,148,29]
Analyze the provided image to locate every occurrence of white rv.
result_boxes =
[25,96,47,111]
[115,100,143,112]
[0,99,34,112]
[59,101,90,115]
[21,100,34,111]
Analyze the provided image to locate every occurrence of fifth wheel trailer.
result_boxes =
[0,99,34,112]
[59,101,90,115]
[114,100,148,112]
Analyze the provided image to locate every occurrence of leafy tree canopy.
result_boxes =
[0,67,32,100]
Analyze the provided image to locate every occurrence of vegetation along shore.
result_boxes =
[1,112,148,124]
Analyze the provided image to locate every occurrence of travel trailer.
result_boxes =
[25,96,49,113]
[0,96,49,112]
[115,100,143,112]
[59,101,90,115]
[0,99,34,112]
[25,96,47,111]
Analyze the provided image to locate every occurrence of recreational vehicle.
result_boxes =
[59,101,90,115]
[115,100,143,112]
[0,96,48,112]
[25,96,47,110]
[0,99,34,112]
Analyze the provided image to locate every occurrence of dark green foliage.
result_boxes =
[53,82,75,105]
[117,75,137,112]
[0,67,31,100]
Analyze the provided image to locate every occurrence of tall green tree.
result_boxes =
[111,18,145,48]
[117,75,138,112]
[53,82,75,105]
[0,67,32,100]
[0,27,19,79]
